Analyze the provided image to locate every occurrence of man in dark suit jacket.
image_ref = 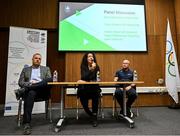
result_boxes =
[17,53,52,135]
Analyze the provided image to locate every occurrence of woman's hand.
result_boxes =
[89,62,96,71]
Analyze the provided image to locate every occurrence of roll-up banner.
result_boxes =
[4,26,47,116]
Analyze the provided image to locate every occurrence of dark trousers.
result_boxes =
[79,92,100,117]
[23,79,51,124]
[115,88,137,110]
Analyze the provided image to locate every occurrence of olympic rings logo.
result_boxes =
[166,40,176,77]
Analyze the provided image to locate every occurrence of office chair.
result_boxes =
[112,88,139,118]
[17,89,52,127]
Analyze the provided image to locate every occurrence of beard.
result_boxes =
[33,63,40,68]
[122,67,128,71]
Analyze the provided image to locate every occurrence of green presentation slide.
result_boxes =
[59,2,147,51]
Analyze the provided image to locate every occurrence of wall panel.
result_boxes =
[47,30,65,102]
[0,29,9,104]
[145,0,176,35]
[174,0,180,67]
[0,0,58,29]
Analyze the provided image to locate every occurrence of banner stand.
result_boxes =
[4,26,47,116]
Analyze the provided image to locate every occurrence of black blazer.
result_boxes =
[77,65,101,95]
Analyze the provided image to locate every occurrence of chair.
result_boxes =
[76,91,104,120]
[17,90,52,127]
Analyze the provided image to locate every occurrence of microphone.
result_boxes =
[89,58,96,70]
[91,58,94,62]
[90,58,94,64]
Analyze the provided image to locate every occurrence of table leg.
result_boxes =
[119,89,134,128]
[54,86,65,132]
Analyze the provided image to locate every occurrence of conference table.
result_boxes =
[48,81,144,132]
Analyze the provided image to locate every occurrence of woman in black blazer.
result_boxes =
[77,52,101,127]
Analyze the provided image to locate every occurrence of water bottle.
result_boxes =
[53,70,58,82]
[96,71,101,82]
[133,70,138,81]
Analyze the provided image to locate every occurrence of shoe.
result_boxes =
[23,123,31,135]
[119,110,124,115]
[14,88,25,100]
[117,110,124,118]
[91,113,98,127]
[127,108,134,118]
[92,120,98,127]
[130,111,134,118]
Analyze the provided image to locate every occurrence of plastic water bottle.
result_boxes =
[133,70,138,81]
[53,70,58,82]
[96,71,101,82]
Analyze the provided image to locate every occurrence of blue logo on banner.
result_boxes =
[5,106,11,110]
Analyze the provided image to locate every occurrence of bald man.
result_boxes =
[114,59,137,118]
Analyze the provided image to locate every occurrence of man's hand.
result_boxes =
[77,80,86,83]
[114,77,118,82]
[125,85,132,91]
[30,80,39,84]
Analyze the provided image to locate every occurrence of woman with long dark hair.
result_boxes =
[77,52,101,127]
